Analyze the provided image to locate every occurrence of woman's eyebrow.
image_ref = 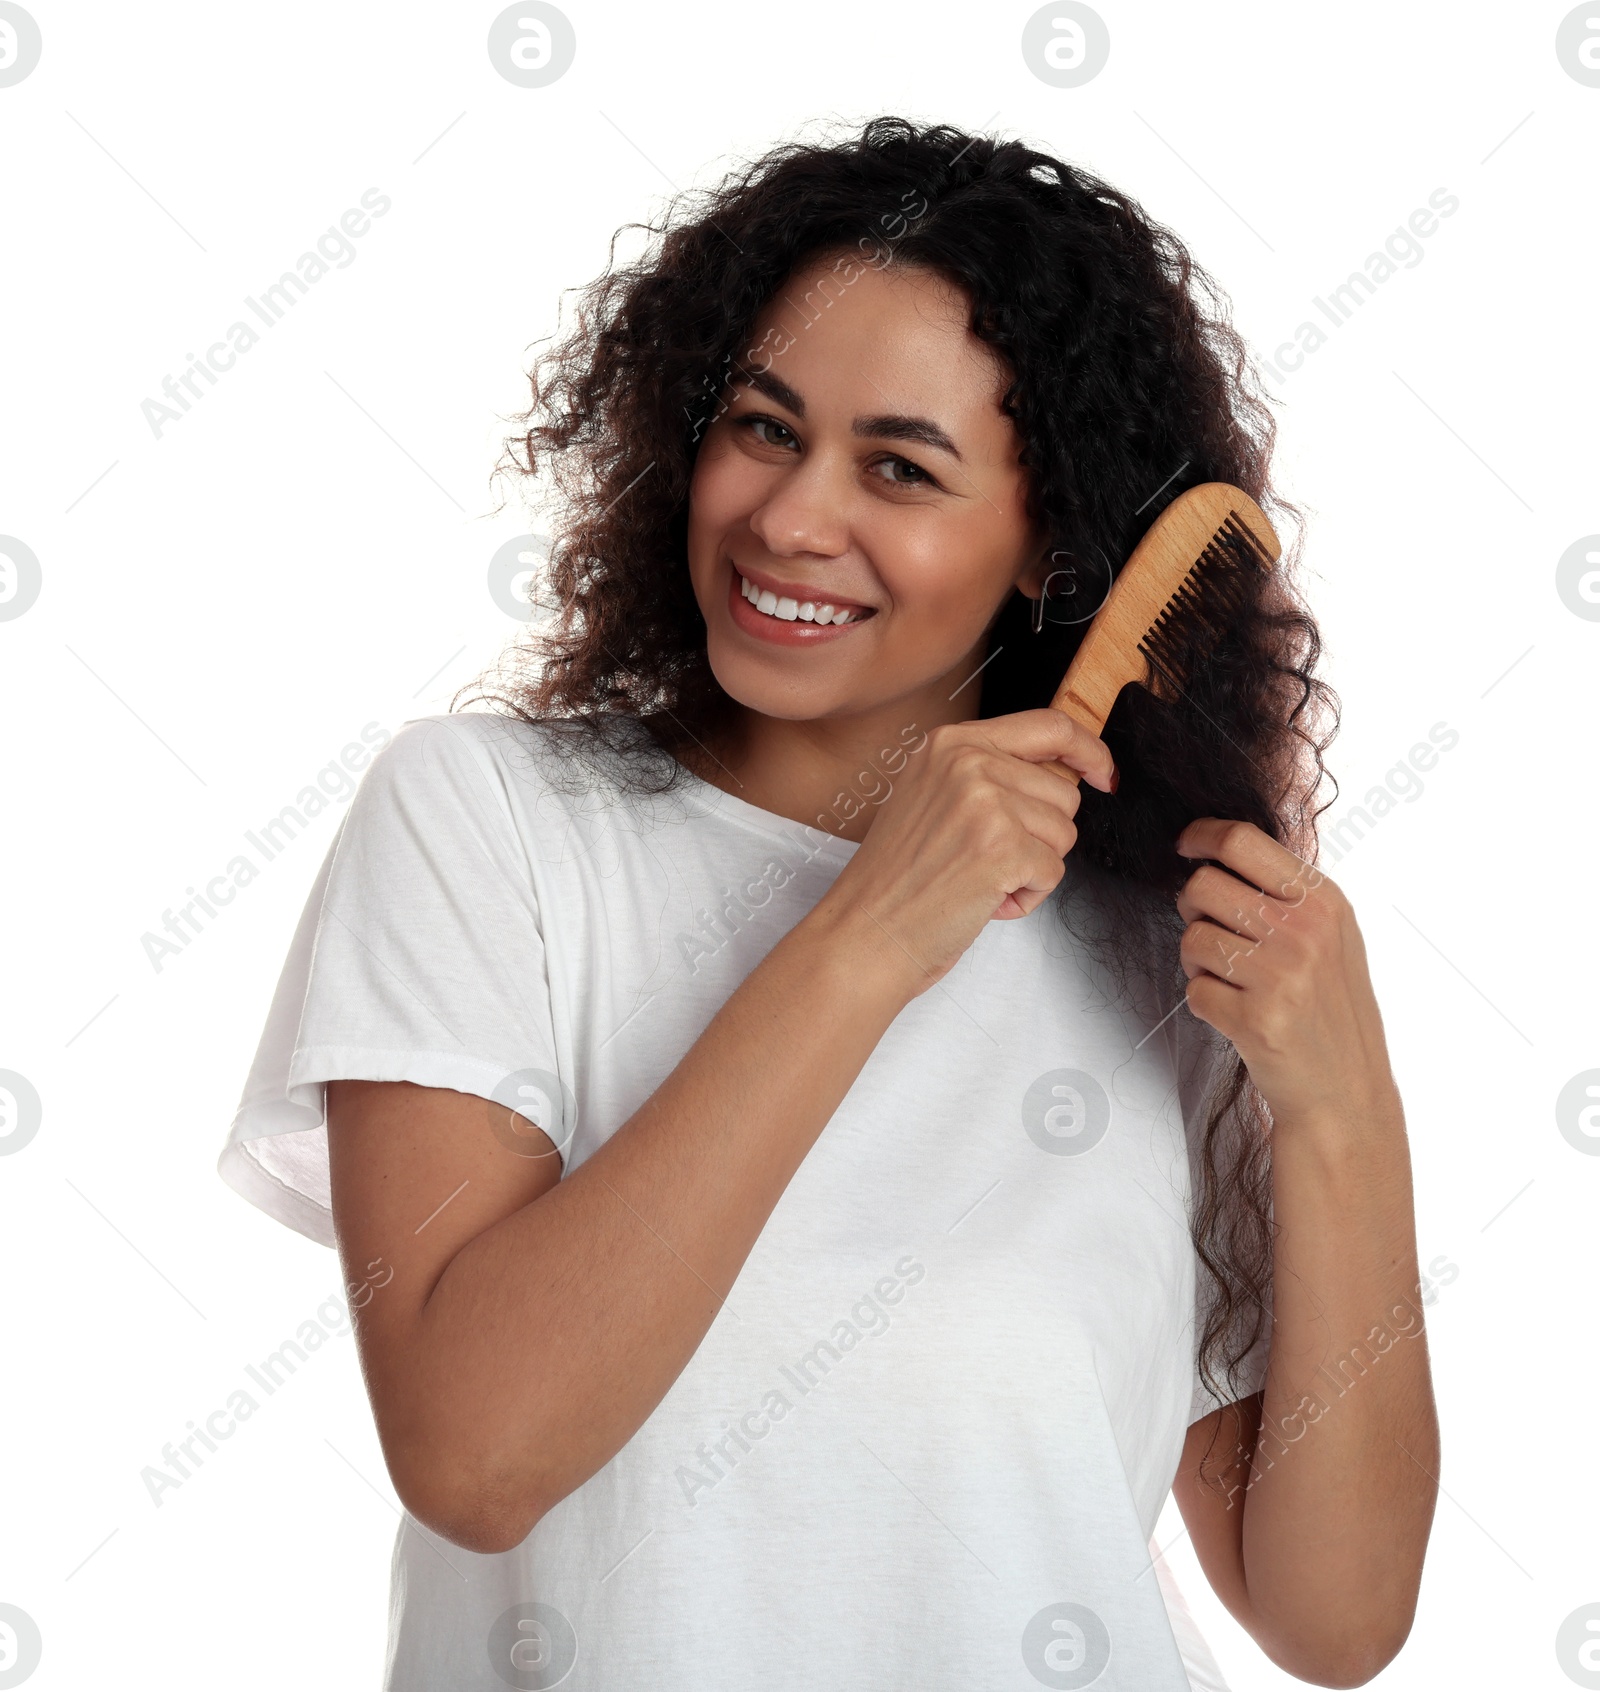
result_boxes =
[731,366,965,463]
[855,411,964,463]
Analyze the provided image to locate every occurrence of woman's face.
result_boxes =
[686,253,1048,724]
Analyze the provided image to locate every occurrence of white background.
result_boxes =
[2,2,1596,1687]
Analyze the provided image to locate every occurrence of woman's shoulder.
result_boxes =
[358,708,684,832]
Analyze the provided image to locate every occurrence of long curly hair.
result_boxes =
[461,115,1339,1485]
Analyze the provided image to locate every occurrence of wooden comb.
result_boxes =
[1045,483,1281,784]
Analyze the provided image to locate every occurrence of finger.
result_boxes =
[966,707,1117,794]
[1179,918,1262,987]
[999,833,1076,918]
[1183,971,1247,1043]
[1001,791,1082,863]
[981,751,1089,822]
[1175,862,1290,942]
[1175,817,1323,904]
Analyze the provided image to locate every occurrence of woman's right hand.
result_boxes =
[805,708,1118,998]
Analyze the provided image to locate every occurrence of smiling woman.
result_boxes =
[218,114,1438,1691]
[688,264,1045,696]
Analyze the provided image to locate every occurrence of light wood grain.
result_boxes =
[1045,483,1281,787]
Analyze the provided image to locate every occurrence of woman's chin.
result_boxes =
[705,647,859,723]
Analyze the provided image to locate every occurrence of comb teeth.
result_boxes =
[1138,511,1271,702]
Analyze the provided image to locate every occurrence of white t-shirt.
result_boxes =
[219,711,1269,1692]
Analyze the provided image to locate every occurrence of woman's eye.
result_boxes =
[741,416,798,449]
[736,416,937,490]
[869,455,933,488]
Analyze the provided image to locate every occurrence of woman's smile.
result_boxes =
[723,557,878,646]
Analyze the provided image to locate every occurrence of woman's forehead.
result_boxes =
[733,265,1017,438]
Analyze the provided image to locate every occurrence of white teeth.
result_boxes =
[738,573,860,625]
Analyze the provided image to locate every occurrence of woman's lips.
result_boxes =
[724,565,876,646]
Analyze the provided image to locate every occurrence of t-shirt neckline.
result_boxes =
[668,759,861,864]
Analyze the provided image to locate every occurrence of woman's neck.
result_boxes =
[682,693,972,843]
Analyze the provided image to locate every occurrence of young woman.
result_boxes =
[220,117,1439,1690]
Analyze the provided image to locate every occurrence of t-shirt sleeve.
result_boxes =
[216,715,567,1248]
[1176,1010,1273,1425]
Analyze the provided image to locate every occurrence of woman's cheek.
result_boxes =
[877,546,1014,641]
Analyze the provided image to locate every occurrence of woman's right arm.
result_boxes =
[325,710,1115,1554]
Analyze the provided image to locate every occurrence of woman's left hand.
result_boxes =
[1174,817,1399,1129]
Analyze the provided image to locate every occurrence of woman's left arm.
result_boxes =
[1168,816,1441,1689]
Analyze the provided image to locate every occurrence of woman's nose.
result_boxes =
[746,449,853,559]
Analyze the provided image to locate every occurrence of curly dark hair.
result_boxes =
[460,114,1340,1487]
